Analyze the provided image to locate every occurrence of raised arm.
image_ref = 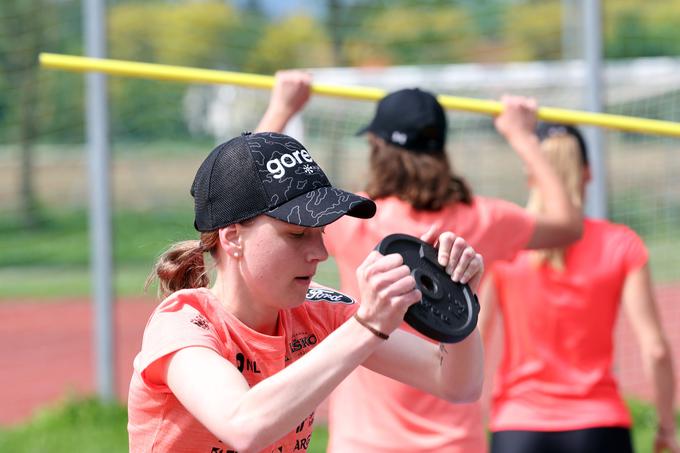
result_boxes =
[494,95,582,249]
[255,70,312,133]
[621,263,679,453]
[362,231,485,403]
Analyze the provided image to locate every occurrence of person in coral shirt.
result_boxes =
[480,123,678,453]
[127,130,485,453]
[256,71,582,453]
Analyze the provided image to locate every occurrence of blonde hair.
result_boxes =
[364,134,472,211]
[527,133,586,270]
[145,231,220,298]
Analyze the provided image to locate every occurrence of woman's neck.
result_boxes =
[211,277,280,336]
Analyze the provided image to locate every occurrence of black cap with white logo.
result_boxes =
[357,88,447,153]
[191,132,376,231]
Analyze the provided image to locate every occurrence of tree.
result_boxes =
[343,5,478,66]
[502,1,562,61]
[0,0,53,227]
[604,0,680,59]
[245,14,334,73]
[108,1,252,139]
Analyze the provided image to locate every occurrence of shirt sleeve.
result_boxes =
[482,197,536,261]
[619,226,649,273]
[135,303,226,392]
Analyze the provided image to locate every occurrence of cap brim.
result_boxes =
[266,187,376,227]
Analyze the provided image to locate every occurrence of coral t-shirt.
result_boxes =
[127,285,356,452]
[324,195,535,453]
[489,219,648,432]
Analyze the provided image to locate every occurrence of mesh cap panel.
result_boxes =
[192,136,268,231]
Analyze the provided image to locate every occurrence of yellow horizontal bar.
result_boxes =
[39,53,680,138]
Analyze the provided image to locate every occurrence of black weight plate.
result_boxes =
[375,233,480,343]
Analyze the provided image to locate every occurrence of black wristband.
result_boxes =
[353,313,389,340]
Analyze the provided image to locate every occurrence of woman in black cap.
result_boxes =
[479,123,678,453]
[256,71,582,453]
[127,131,485,452]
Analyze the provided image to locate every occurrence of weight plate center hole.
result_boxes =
[419,274,438,296]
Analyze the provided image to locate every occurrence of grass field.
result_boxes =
[0,209,345,299]
[0,397,674,452]
[2,208,679,300]
[0,397,329,453]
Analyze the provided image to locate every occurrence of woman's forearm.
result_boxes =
[228,317,382,451]
[647,342,677,434]
[437,329,484,403]
[510,133,581,233]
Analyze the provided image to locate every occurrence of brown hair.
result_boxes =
[364,134,472,211]
[145,231,220,298]
[527,134,586,270]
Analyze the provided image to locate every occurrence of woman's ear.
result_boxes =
[218,225,242,258]
[583,166,592,184]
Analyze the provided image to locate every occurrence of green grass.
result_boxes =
[0,265,150,299]
[0,397,328,453]
[0,209,194,268]
[628,399,680,453]
[0,397,673,453]
[0,397,129,453]
[0,208,194,299]
[0,209,341,300]
[1,207,678,300]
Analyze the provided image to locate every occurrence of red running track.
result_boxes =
[0,298,154,425]
[1,284,678,426]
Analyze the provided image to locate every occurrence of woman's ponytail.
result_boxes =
[145,231,219,298]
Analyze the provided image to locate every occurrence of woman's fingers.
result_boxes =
[420,223,441,246]
[365,253,405,275]
[447,238,468,276]
[450,246,477,282]
[433,232,484,291]
[358,235,483,331]
[494,94,539,139]
[356,250,383,278]
[436,232,468,274]
[272,69,312,112]
[464,253,484,293]
[359,253,418,300]
[390,288,422,311]
[356,251,422,334]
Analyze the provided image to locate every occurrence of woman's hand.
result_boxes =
[270,70,312,118]
[355,251,421,336]
[493,95,539,147]
[655,427,680,453]
[421,226,484,293]
[255,70,312,133]
[355,228,483,337]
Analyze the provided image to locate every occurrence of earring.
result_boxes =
[233,252,240,257]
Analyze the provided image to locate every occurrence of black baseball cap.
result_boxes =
[191,132,376,231]
[536,122,589,166]
[357,88,447,153]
